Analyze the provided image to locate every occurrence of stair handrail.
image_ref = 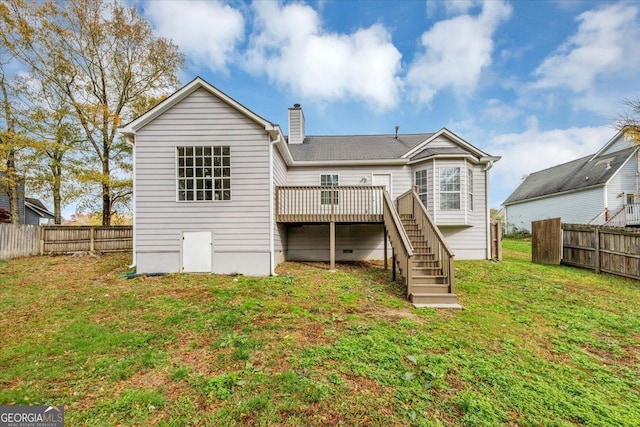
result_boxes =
[588,208,608,225]
[397,187,455,294]
[382,191,414,295]
[604,205,626,227]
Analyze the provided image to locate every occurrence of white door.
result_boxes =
[372,174,391,196]
[372,174,391,214]
[182,231,212,272]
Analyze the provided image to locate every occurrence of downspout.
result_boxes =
[484,160,494,259]
[268,130,284,276]
[128,135,136,269]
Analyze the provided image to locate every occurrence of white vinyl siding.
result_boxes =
[505,186,605,233]
[601,135,632,156]
[467,168,473,211]
[134,87,271,274]
[606,153,638,214]
[273,146,288,263]
[287,224,385,261]
[287,165,412,201]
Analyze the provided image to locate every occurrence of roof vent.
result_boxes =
[394,125,399,139]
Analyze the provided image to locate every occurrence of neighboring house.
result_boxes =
[119,77,500,307]
[503,131,639,232]
[0,173,54,225]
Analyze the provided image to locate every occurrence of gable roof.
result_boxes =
[402,128,493,160]
[287,133,431,161]
[503,145,638,205]
[25,198,54,219]
[119,77,276,138]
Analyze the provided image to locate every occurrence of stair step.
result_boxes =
[411,266,443,275]
[410,293,461,308]
[412,275,446,285]
[412,259,440,266]
[413,253,436,260]
[411,284,451,294]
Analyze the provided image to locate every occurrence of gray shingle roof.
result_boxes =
[287,133,433,161]
[410,146,472,161]
[503,146,637,205]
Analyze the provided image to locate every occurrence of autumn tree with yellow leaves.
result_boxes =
[0,0,184,224]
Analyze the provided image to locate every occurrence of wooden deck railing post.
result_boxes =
[384,228,388,270]
[329,221,336,271]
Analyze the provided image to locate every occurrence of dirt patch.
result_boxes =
[128,370,168,389]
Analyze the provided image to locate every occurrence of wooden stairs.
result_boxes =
[398,214,461,309]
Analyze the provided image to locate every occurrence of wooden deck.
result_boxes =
[275,186,384,223]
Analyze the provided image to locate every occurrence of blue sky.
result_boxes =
[139,0,640,208]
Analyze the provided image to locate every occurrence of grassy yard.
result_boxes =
[0,240,639,426]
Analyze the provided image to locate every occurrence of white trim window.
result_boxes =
[415,169,428,208]
[439,167,460,210]
[177,146,230,201]
[320,174,339,205]
[467,168,473,211]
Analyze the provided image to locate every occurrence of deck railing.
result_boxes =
[624,204,640,226]
[397,187,455,294]
[383,191,414,294]
[604,204,640,227]
[276,186,385,222]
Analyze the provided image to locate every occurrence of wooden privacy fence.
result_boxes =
[531,218,562,264]
[562,224,640,280]
[490,220,502,261]
[532,218,640,281]
[0,224,40,259]
[42,226,133,254]
[0,224,132,259]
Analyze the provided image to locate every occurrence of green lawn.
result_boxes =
[1,240,639,426]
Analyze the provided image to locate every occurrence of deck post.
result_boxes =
[329,221,336,270]
[392,250,396,281]
[383,228,388,270]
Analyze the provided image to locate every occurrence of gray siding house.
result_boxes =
[120,77,500,307]
[503,132,639,232]
[0,173,54,225]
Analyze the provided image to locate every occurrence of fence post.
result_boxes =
[39,226,45,255]
[90,227,95,252]
[594,227,600,274]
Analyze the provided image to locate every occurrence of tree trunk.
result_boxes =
[102,144,111,225]
[6,148,20,224]
[51,162,62,224]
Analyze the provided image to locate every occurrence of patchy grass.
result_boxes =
[1,240,639,426]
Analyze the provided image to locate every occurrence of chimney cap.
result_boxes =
[293,103,301,108]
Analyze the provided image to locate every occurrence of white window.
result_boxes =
[415,169,428,208]
[467,168,473,211]
[439,167,460,210]
[320,174,339,205]
[177,146,230,201]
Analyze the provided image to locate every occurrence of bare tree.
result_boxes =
[617,97,640,143]
[1,0,184,224]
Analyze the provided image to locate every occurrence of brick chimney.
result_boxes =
[287,103,305,144]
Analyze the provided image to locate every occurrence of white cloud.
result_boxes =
[483,98,519,122]
[486,120,615,196]
[406,0,512,106]
[533,3,640,92]
[244,2,402,111]
[143,0,244,71]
